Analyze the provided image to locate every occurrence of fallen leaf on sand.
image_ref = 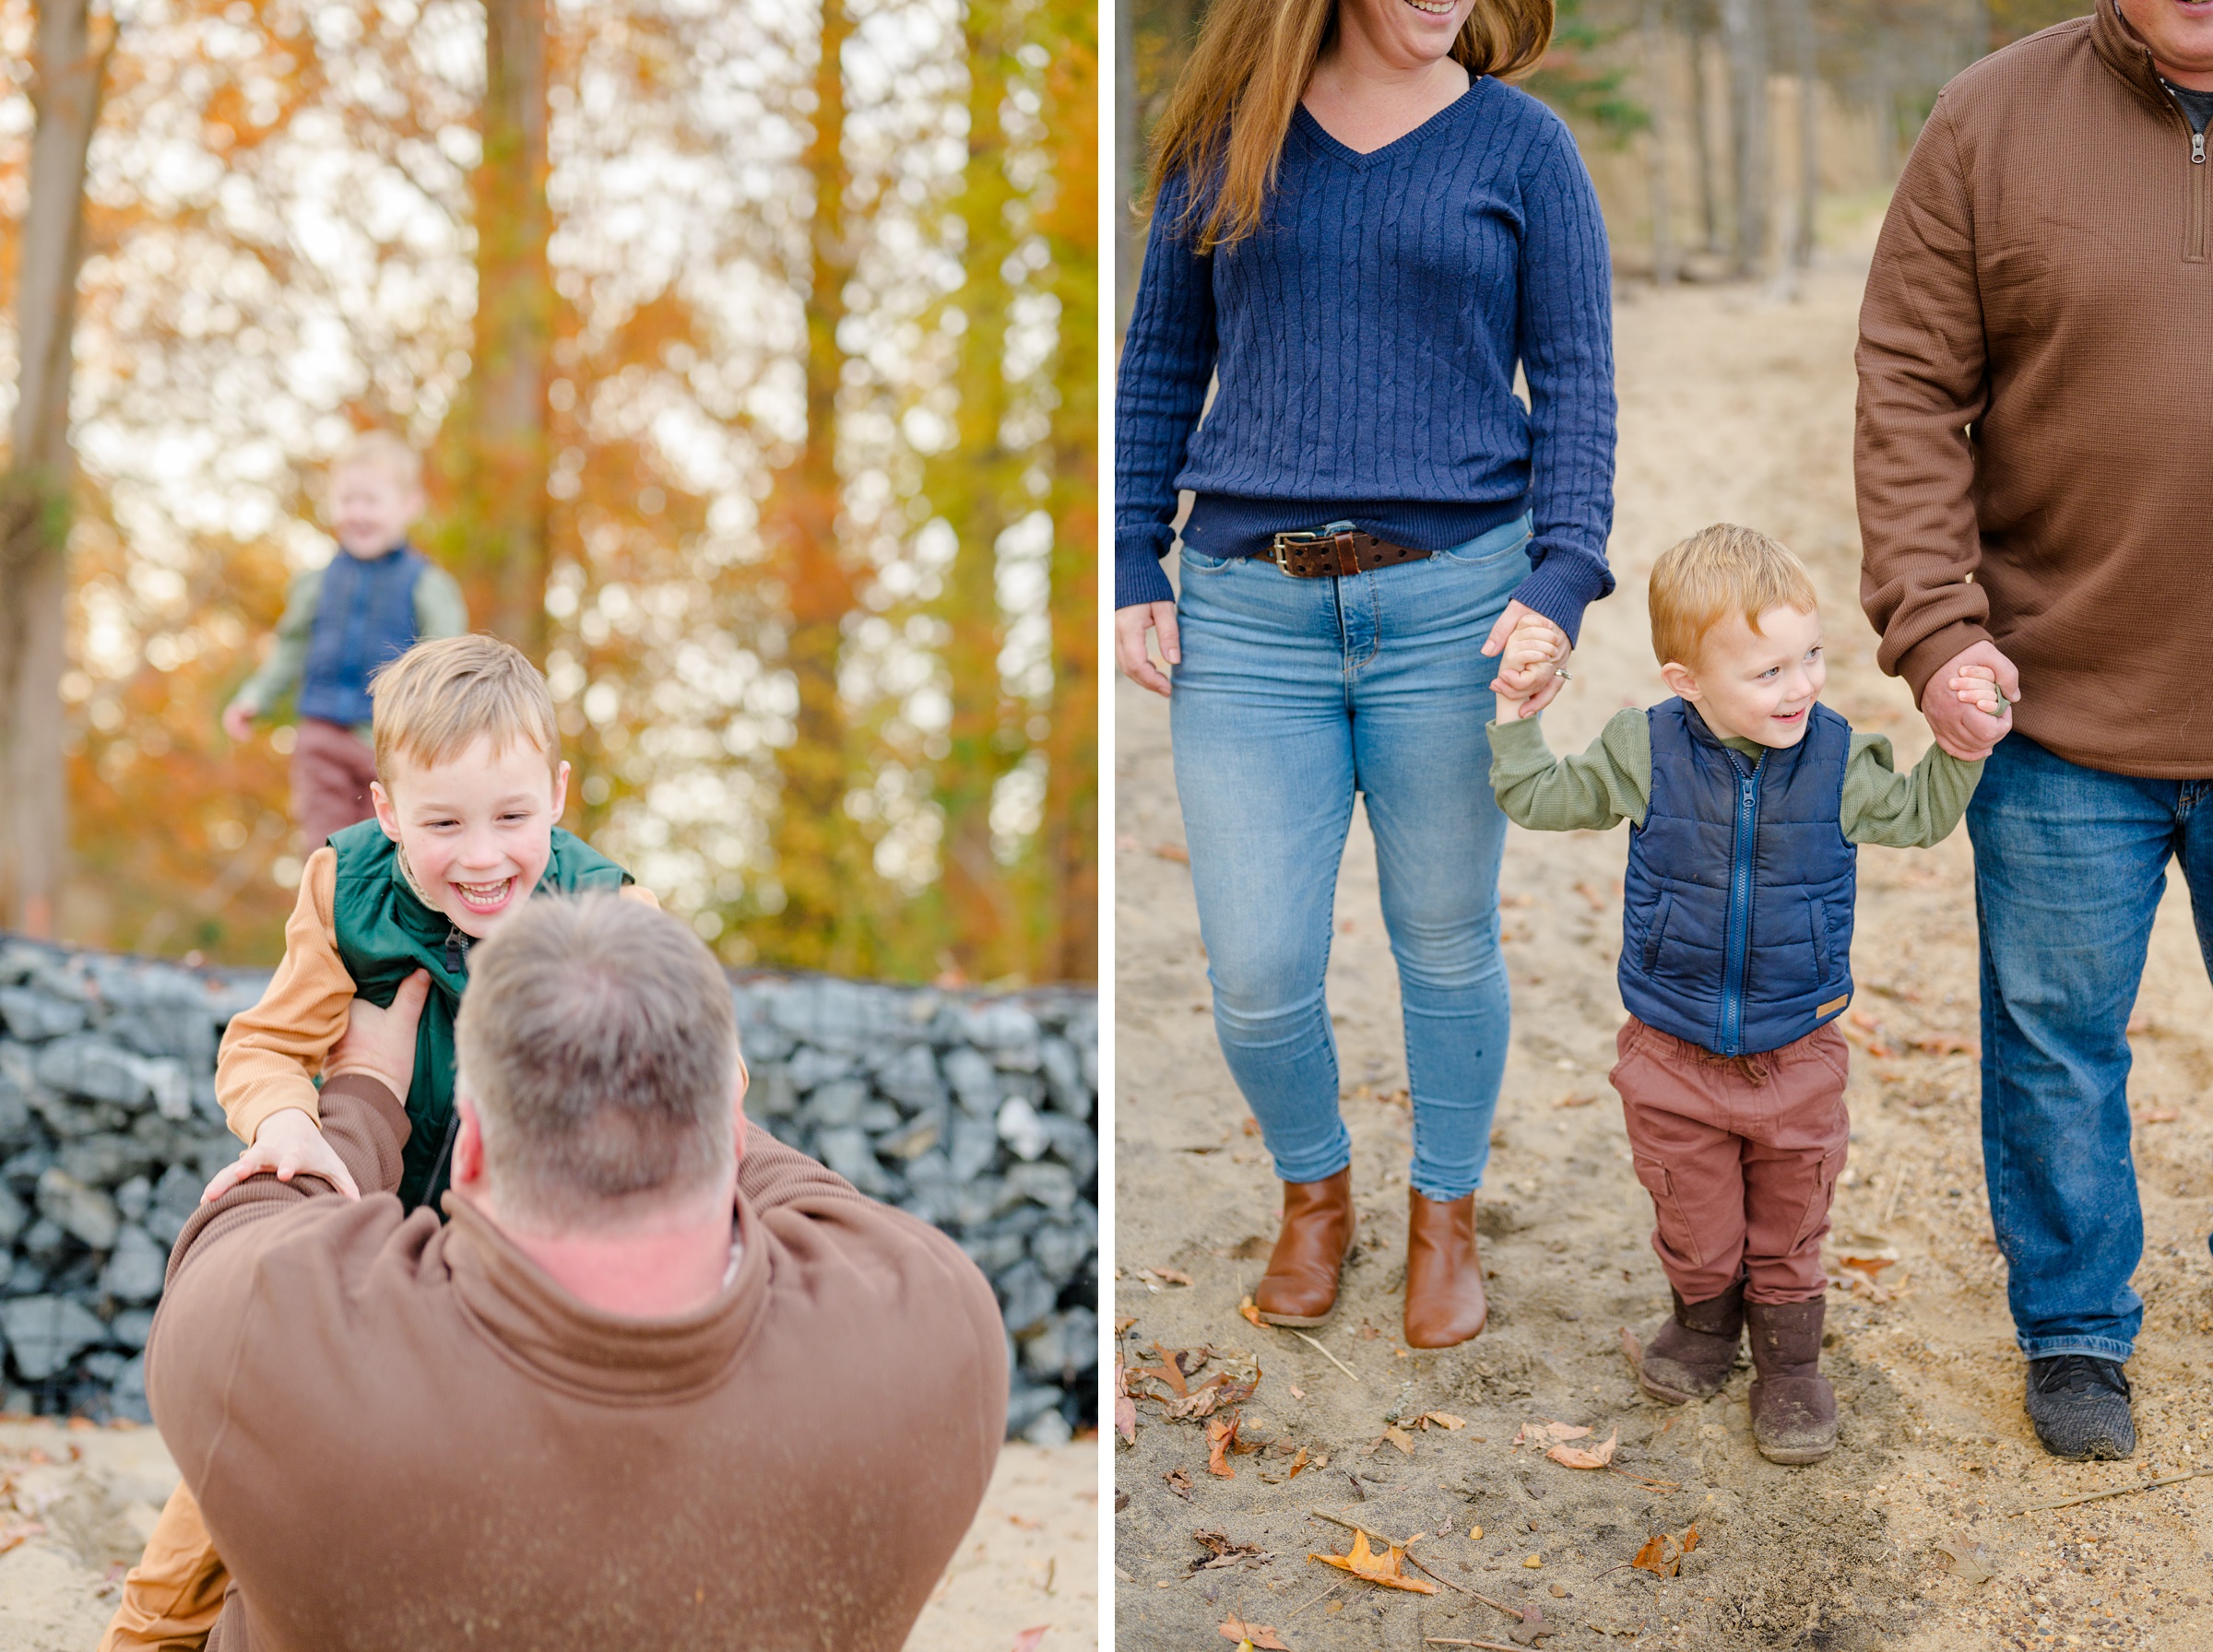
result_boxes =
[1912,1033,1977,1057]
[1192,1528,1270,1571]
[1680,1524,1699,1553]
[1287,1446,1308,1478]
[1288,1385,1305,1399]
[1164,1467,1193,1500]
[1238,1295,1266,1328]
[1114,1314,1137,1333]
[1116,1393,1136,1444]
[1148,1266,1195,1286]
[1307,1529,1438,1594]
[1208,1415,1244,1477]
[1012,1630,1048,1652]
[1418,1410,1466,1430]
[1515,1420,1592,1447]
[1553,1092,1597,1108]
[1618,1326,1643,1372]
[1574,880,1611,911]
[1382,1425,1416,1454]
[1154,843,1190,863]
[1507,1601,1556,1645]
[1218,1621,1290,1650]
[2142,1108,2180,1125]
[1547,1428,1619,1469]
[1632,1535,1675,1577]
[1935,1535,1994,1585]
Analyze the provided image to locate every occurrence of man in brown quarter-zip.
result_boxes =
[144,894,1007,1651]
[1856,0,2213,1467]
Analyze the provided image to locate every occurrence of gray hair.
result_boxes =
[455,893,739,1227]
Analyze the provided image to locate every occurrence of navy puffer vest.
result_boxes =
[298,545,426,726]
[1618,699,1855,1056]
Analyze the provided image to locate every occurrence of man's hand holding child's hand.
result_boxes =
[1946,662,2005,721]
[200,970,431,1206]
[1492,613,1569,720]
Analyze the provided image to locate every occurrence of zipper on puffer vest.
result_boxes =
[1715,751,1762,1056]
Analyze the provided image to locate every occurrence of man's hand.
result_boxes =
[1485,602,1571,718]
[1922,640,2020,760]
[221,700,259,743]
[202,1108,360,1204]
[322,969,431,1103]
[1115,601,1180,699]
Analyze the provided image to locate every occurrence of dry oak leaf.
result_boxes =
[1238,1295,1267,1328]
[1547,1427,1619,1469]
[1934,1535,1994,1585]
[1208,1414,1246,1478]
[1218,1620,1290,1650]
[1191,1528,1270,1571]
[1416,1411,1467,1431]
[1514,1420,1592,1448]
[1164,1467,1194,1500]
[1306,1529,1438,1595]
[1147,1267,1195,1287]
[1382,1425,1416,1455]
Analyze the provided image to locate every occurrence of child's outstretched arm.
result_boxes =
[1488,707,1653,832]
[1840,701,1988,849]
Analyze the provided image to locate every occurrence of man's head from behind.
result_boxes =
[453,893,744,1233]
[326,431,425,560]
[1649,523,1826,750]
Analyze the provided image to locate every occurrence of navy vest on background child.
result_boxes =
[297,545,428,726]
[1619,699,1856,1056]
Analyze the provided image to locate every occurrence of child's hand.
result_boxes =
[202,1107,361,1204]
[1492,614,1569,720]
[221,699,259,742]
[1946,663,2006,721]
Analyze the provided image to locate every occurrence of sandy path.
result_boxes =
[1113,265,2213,1652]
[0,1422,1097,1651]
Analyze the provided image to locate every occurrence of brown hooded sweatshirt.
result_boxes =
[146,1074,1009,1652]
[1855,2,2213,778]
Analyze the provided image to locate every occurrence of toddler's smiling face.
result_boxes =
[1663,603,1827,749]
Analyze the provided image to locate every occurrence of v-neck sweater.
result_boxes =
[148,1074,1008,1652]
[1115,78,1617,639]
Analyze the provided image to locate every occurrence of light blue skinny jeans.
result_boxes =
[1167,513,1530,1202]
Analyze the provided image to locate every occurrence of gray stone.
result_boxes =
[1006,1161,1078,1214]
[58,1136,158,1190]
[0,1184,25,1251]
[37,1169,119,1251]
[82,1351,128,1385]
[745,1068,798,1119]
[855,1102,903,1134]
[875,1115,941,1162]
[1030,1220,1093,1284]
[1036,1113,1096,1188]
[102,1007,217,1070]
[803,1080,870,1129]
[996,1097,1051,1162]
[28,1089,125,1139]
[112,1353,150,1424]
[0,988,86,1043]
[0,1091,32,1156]
[32,1038,152,1108]
[871,1044,946,1111]
[994,1257,1057,1334]
[1005,1382,1063,1439]
[947,1115,1000,1182]
[1,1295,109,1381]
[947,1177,1012,1229]
[1020,1307,1097,1379]
[787,1045,857,1092]
[1021,1405,1073,1447]
[109,1310,156,1351]
[2,1147,54,1193]
[100,1225,168,1305]
[144,1165,205,1249]
[811,1127,889,1198]
[3,1258,41,1296]
[141,1057,195,1122]
[769,978,896,1054]
[1040,1037,1090,1120]
[963,1002,1042,1067]
[941,1047,1001,1117]
[114,1175,151,1223]
[19,1219,66,1267]
[961,1230,1028,1276]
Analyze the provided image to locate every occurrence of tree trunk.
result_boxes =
[1038,0,1098,984]
[0,0,111,937]
[927,0,1024,982]
[1788,0,1815,268]
[1719,0,1769,277]
[438,0,552,659]
[1871,35,1897,180]
[1686,4,1721,254]
[1642,0,1678,285]
[1116,0,1137,333]
[754,0,871,972]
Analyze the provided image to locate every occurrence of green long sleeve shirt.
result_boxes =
[1488,705,1982,848]
[230,553,469,733]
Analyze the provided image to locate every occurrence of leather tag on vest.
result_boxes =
[1817,994,1850,1019]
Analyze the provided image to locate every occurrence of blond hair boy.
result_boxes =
[106,634,657,1652]
[1485,524,1997,1466]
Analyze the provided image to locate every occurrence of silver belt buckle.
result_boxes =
[1270,530,1321,573]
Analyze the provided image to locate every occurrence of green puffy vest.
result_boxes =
[325,820,633,1211]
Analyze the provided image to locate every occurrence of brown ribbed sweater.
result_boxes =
[1855,3,2213,778]
[148,1076,1008,1652]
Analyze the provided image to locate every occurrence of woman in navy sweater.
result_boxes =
[1115,0,1615,1346]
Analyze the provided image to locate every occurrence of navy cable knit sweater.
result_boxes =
[1115,78,1617,638]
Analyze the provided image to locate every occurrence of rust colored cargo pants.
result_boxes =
[1609,1013,1850,1305]
[290,717,378,853]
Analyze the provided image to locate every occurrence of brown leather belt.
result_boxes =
[1267,528,1432,579]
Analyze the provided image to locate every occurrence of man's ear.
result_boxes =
[451,1095,486,1192]
[728,1053,751,1173]
[1658,659,1704,703]
[370,778,402,842]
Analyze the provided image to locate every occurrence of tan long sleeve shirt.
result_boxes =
[149,1075,1008,1652]
[1855,3,2213,777]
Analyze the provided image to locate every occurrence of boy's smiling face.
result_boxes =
[1661,603,1828,749]
[370,736,571,937]
[328,460,423,560]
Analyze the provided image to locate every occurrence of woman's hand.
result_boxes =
[1484,602,1570,716]
[1116,601,1181,698]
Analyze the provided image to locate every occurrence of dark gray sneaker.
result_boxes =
[2025,1355,2135,1460]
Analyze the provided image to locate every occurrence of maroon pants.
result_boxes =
[290,718,378,852]
[1609,1014,1850,1305]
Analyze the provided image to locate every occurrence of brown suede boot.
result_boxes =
[1638,1280,1746,1404]
[1746,1298,1837,1464]
[1253,1170,1356,1327]
[1403,1190,1487,1349]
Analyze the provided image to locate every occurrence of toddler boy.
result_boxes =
[223,431,467,850]
[1487,524,1997,1463]
[105,634,656,1652]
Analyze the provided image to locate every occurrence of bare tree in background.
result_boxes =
[1719,0,1768,277]
[1686,0,1722,254]
[1785,0,1816,269]
[1,0,113,936]
[1116,0,1137,329]
[1641,0,1678,284]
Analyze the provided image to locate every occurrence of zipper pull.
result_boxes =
[444,928,468,976]
[2194,131,2204,164]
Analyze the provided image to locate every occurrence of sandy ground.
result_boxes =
[0,1421,1098,1651]
[1113,263,2213,1651]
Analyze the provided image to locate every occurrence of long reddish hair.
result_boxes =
[1146,0,1556,253]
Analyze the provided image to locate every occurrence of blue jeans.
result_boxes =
[1167,513,1530,1202]
[1968,733,2213,1363]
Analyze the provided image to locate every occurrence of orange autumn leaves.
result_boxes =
[1307,1527,1438,1595]
[1633,1523,1702,1578]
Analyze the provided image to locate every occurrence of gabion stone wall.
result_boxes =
[0,938,1096,1442]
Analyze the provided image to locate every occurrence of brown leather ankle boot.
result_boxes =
[1253,1170,1356,1327]
[1402,1189,1487,1349]
[1746,1297,1837,1464]
[1639,1280,1745,1404]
